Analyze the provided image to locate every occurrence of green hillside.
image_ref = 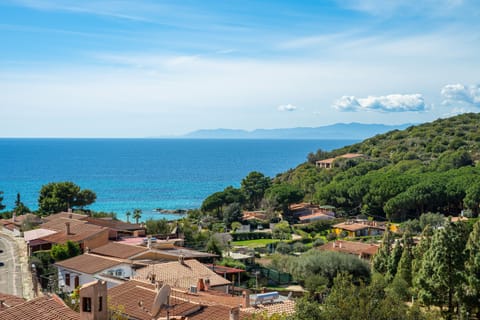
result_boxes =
[275,113,480,221]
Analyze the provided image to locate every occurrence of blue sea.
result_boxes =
[0,139,356,221]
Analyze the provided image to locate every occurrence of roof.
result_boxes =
[242,300,296,317]
[40,218,108,244]
[108,280,213,320]
[91,242,148,259]
[319,240,379,256]
[54,253,124,274]
[206,264,246,274]
[0,293,25,312]
[299,212,335,221]
[134,259,231,289]
[85,217,144,231]
[0,294,79,320]
[23,228,58,242]
[136,247,217,260]
[42,212,88,221]
[333,222,370,232]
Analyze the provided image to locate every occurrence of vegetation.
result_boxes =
[145,218,171,235]
[50,240,81,261]
[0,190,5,211]
[38,181,96,214]
[132,208,142,224]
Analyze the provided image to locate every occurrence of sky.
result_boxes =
[1,0,479,138]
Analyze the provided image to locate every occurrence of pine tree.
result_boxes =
[465,220,480,317]
[373,228,393,274]
[414,222,469,320]
[395,231,414,286]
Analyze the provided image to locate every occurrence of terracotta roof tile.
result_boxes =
[43,212,88,221]
[0,293,25,311]
[0,294,79,320]
[242,300,296,317]
[134,260,231,289]
[54,253,124,274]
[319,240,379,256]
[90,242,148,259]
[40,218,108,244]
[85,217,144,231]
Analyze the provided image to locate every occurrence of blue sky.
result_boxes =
[1,0,479,137]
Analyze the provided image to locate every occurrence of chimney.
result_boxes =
[65,222,71,235]
[0,300,4,308]
[178,254,185,265]
[147,237,152,249]
[242,290,250,308]
[230,307,240,320]
[68,208,72,213]
[197,278,205,292]
[69,213,73,219]
[12,211,16,223]
[204,278,210,291]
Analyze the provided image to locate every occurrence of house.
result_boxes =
[289,203,335,222]
[90,241,149,259]
[316,153,364,169]
[0,213,42,236]
[206,264,246,286]
[133,258,232,292]
[0,293,25,312]
[299,212,335,223]
[85,217,146,240]
[242,210,267,221]
[23,228,58,255]
[318,240,379,260]
[333,220,386,238]
[55,253,137,292]
[42,211,88,222]
[130,242,217,263]
[38,218,109,252]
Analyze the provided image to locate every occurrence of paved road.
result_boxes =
[0,235,22,296]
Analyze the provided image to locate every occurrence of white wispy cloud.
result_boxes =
[277,104,297,112]
[333,94,426,112]
[441,83,480,108]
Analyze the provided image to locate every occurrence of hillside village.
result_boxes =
[1,113,480,319]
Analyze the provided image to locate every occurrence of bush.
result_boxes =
[326,232,337,241]
[275,242,291,254]
[231,232,272,241]
[313,238,325,247]
[292,242,307,252]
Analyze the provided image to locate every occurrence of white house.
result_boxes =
[54,253,136,293]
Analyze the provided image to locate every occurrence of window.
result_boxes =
[98,296,103,312]
[65,273,70,286]
[75,276,79,288]
[82,297,92,312]
[115,269,123,277]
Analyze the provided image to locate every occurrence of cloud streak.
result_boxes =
[333,94,426,112]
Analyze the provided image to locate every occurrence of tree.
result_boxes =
[272,221,291,240]
[38,181,96,214]
[50,241,81,261]
[387,241,403,279]
[395,231,414,286]
[125,211,131,223]
[132,208,142,224]
[201,191,225,217]
[464,182,480,217]
[264,183,304,219]
[223,202,243,228]
[13,193,30,216]
[0,191,5,211]
[373,228,393,275]
[465,220,480,317]
[241,171,271,210]
[205,235,222,256]
[414,222,470,319]
[145,219,171,235]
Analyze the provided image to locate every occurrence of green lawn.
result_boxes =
[232,239,280,248]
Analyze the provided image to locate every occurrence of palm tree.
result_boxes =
[126,211,131,223]
[133,209,142,224]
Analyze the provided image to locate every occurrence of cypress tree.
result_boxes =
[373,228,393,274]
[395,231,414,286]
[465,220,480,317]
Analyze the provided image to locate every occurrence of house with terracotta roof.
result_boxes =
[134,258,232,292]
[0,293,26,312]
[37,217,109,252]
[315,153,364,169]
[85,217,146,239]
[333,220,386,238]
[55,253,137,293]
[0,213,42,235]
[318,240,379,260]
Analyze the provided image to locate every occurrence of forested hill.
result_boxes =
[275,113,480,221]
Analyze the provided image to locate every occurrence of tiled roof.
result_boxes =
[0,293,25,311]
[43,212,88,221]
[23,228,58,242]
[0,294,79,320]
[319,240,379,256]
[172,288,244,308]
[85,217,144,231]
[91,242,148,259]
[40,218,108,243]
[54,253,124,274]
[333,222,370,232]
[299,212,335,221]
[108,280,206,320]
[242,300,296,317]
[134,260,231,289]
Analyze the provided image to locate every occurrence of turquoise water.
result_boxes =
[0,139,356,221]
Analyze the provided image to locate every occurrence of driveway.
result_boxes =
[0,235,23,296]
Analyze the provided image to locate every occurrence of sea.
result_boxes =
[0,139,357,221]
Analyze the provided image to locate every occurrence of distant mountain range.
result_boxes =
[182,123,413,140]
